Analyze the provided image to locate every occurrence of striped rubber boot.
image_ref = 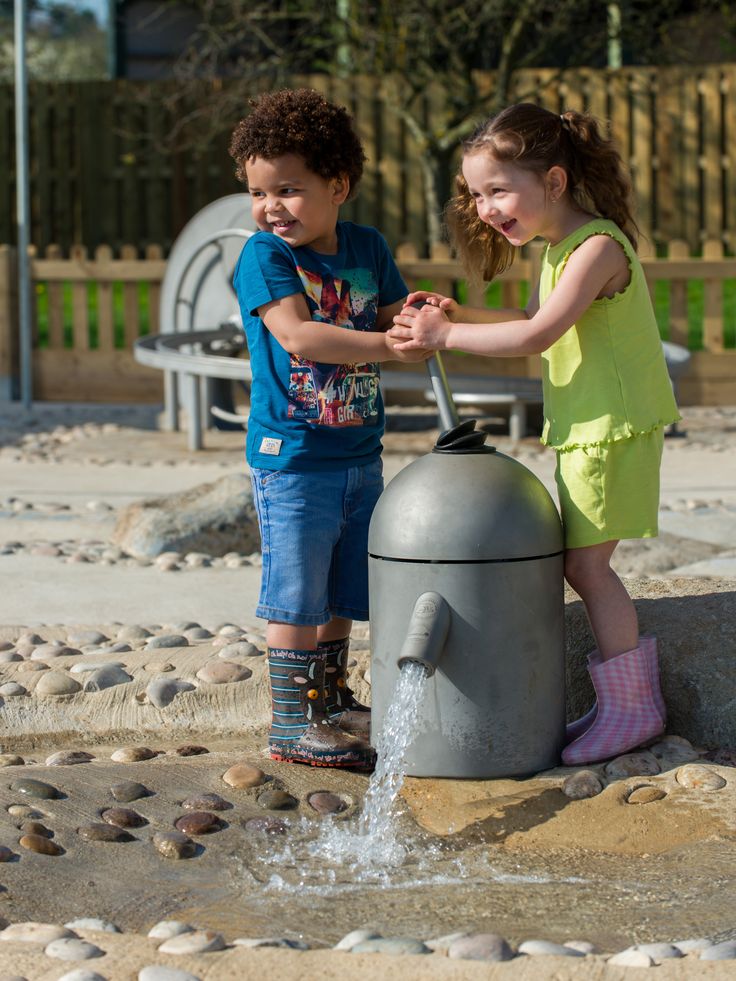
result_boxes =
[320,637,371,738]
[566,636,666,741]
[268,647,375,769]
[561,645,665,766]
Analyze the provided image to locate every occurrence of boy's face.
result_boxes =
[245,154,349,254]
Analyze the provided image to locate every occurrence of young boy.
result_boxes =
[229,88,428,769]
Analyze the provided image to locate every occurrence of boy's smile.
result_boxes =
[245,154,349,254]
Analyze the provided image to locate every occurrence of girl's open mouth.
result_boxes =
[500,219,516,235]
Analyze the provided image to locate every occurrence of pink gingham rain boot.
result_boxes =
[561,644,665,766]
[565,650,602,741]
[565,635,666,742]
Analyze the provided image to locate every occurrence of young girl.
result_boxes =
[389,102,680,766]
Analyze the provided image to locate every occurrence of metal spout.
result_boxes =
[396,591,450,677]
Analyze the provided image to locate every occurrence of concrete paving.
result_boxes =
[2,404,736,626]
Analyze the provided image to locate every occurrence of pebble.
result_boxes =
[0,922,75,943]
[157,929,226,954]
[0,754,25,766]
[351,937,430,955]
[608,949,655,966]
[110,747,157,763]
[0,652,22,663]
[174,811,223,835]
[152,831,196,860]
[183,626,213,641]
[147,921,194,940]
[16,661,48,672]
[117,626,151,642]
[34,671,82,696]
[0,846,15,861]
[31,644,80,660]
[64,918,120,933]
[101,807,147,829]
[110,781,150,802]
[19,821,52,838]
[627,785,667,804]
[517,939,586,957]
[76,823,135,843]
[46,750,95,766]
[649,736,701,764]
[11,778,61,799]
[44,937,105,960]
[195,660,252,684]
[307,791,348,815]
[146,678,196,709]
[257,789,298,810]
[673,938,713,953]
[217,641,261,660]
[0,683,25,696]
[700,940,736,960]
[631,942,684,960]
[604,751,660,779]
[145,635,189,650]
[561,770,604,800]
[334,929,383,950]
[139,967,202,981]
[7,804,41,818]
[55,970,109,981]
[233,937,309,949]
[447,933,515,962]
[242,816,287,835]
[67,630,108,648]
[181,793,231,811]
[83,666,133,691]
[676,763,727,790]
[222,762,266,789]
[174,744,209,756]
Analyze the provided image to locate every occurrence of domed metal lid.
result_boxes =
[369,421,563,561]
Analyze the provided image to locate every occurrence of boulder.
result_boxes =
[111,473,259,559]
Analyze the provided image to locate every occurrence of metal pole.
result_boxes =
[14,0,32,407]
[426,354,460,432]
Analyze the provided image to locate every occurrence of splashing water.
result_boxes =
[310,660,431,872]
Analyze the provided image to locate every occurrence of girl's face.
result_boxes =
[462,151,557,246]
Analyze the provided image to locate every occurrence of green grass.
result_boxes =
[417,275,736,351]
[34,282,153,350]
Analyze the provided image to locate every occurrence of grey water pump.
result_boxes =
[368,418,565,778]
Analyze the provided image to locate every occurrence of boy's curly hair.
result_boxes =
[229,88,365,200]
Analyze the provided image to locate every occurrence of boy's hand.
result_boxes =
[389,302,452,351]
[384,332,433,363]
[404,290,459,321]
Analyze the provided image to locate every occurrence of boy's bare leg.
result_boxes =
[266,617,352,650]
[563,540,639,660]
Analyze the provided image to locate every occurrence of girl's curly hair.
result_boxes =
[229,88,365,200]
[446,102,639,282]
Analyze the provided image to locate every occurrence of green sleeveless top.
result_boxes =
[539,218,680,450]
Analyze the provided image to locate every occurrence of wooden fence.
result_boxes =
[1,240,735,406]
[2,66,736,254]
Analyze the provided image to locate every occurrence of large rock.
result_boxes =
[111,473,259,559]
[565,576,736,748]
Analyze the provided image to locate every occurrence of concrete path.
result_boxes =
[2,403,736,626]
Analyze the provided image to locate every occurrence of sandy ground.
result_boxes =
[1,402,736,979]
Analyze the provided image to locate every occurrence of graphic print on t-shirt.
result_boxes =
[287,266,380,427]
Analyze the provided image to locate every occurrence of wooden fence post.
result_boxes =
[0,244,18,399]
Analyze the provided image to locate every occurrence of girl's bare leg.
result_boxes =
[564,540,639,660]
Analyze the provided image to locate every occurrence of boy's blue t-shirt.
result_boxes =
[234,221,407,472]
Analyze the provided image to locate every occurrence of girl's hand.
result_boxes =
[384,332,433,363]
[389,303,452,351]
[404,290,459,321]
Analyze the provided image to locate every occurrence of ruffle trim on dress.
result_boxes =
[541,415,682,452]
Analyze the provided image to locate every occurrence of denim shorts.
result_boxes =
[250,459,384,626]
